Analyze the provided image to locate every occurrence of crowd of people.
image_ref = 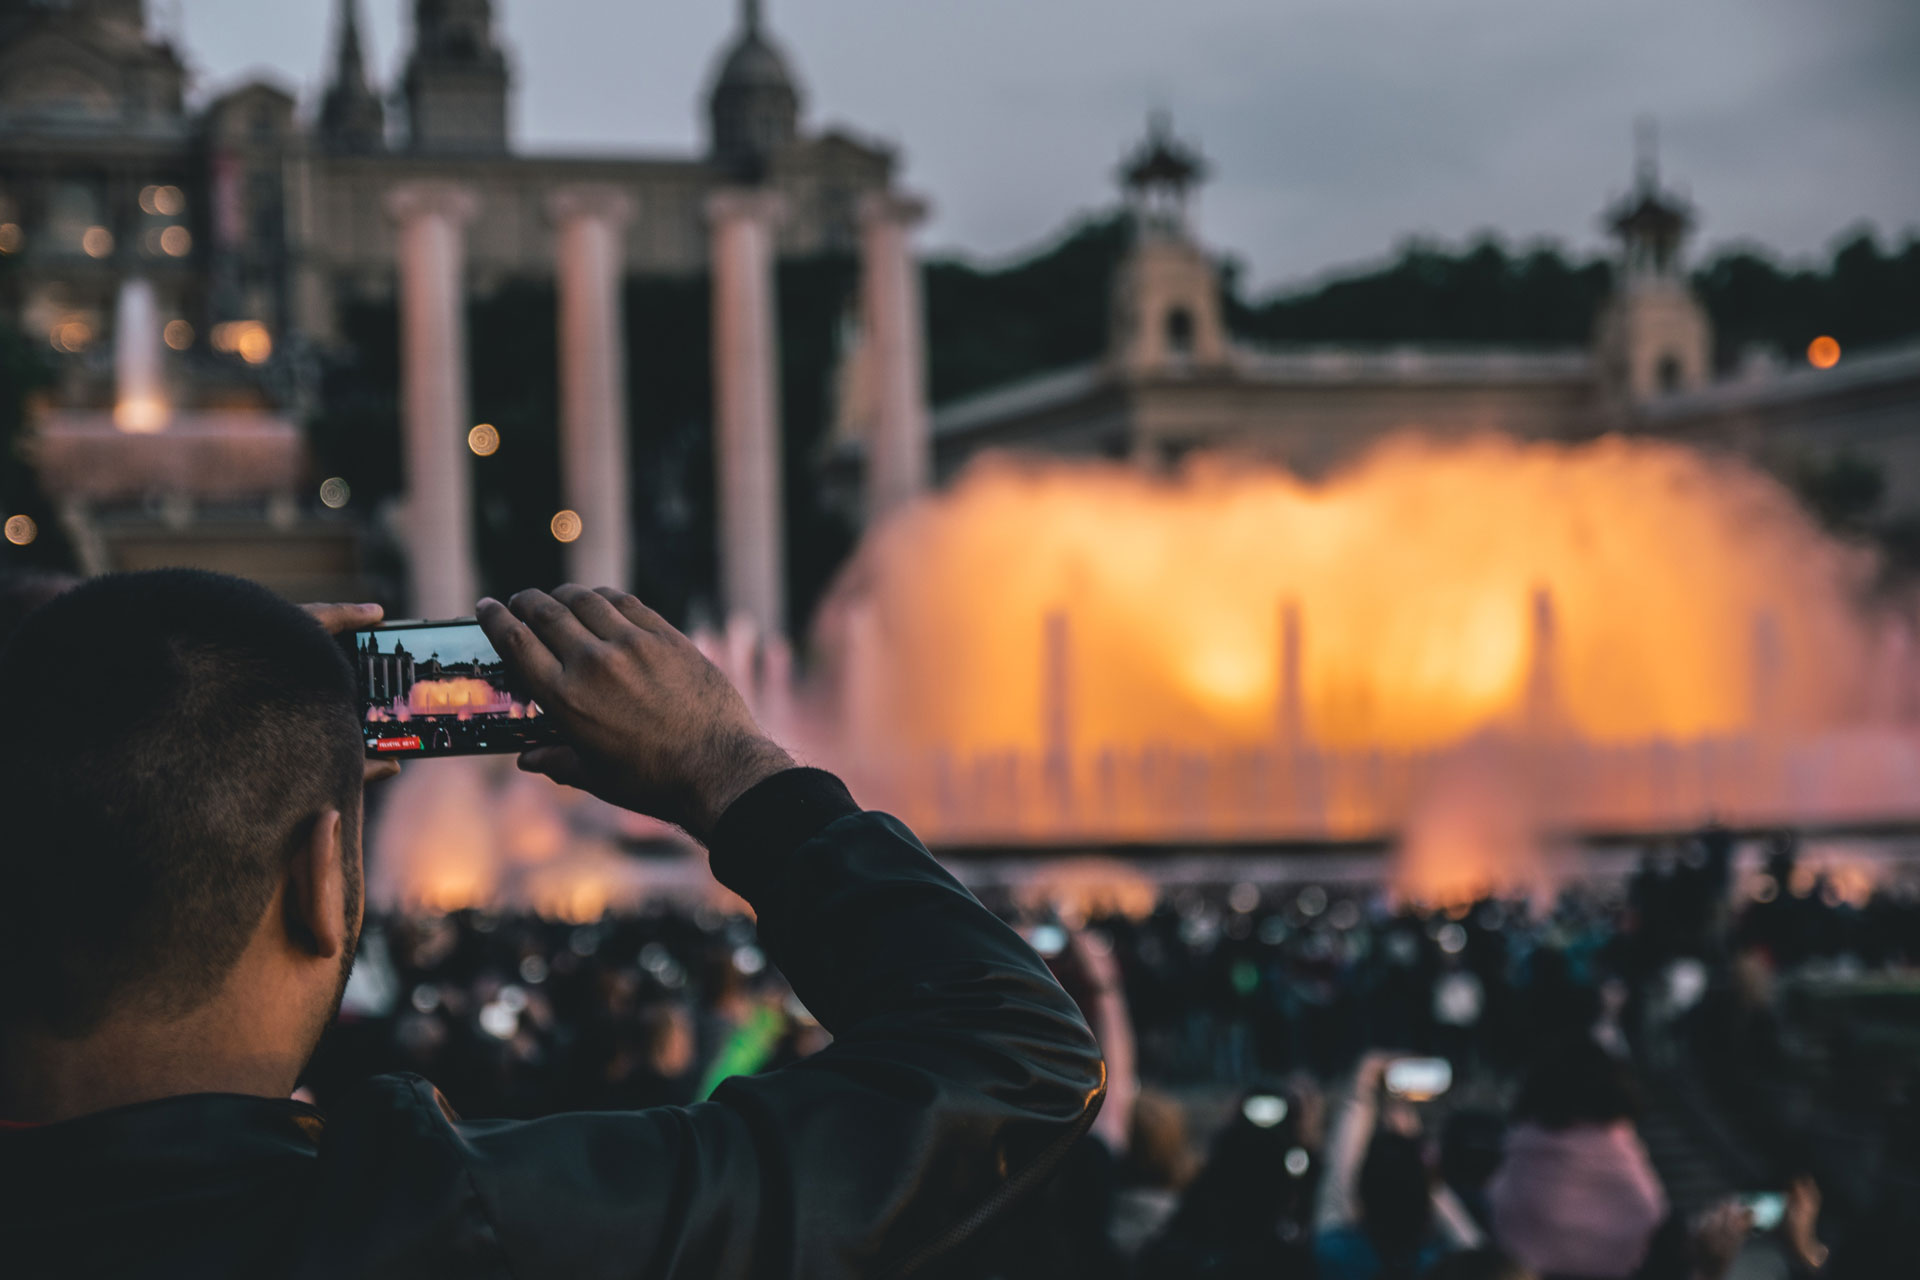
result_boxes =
[303,830,1920,1280]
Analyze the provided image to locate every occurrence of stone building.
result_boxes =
[1,0,930,622]
[888,117,1717,484]
[0,0,892,369]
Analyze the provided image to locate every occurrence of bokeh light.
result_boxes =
[550,509,583,543]
[4,515,38,546]
[213,320,273,364]
[81,226,113,258]
[160,225,191,256]
[1807,335,1841,369]
[49,319,92,353]
[468,423,501,456]
[0,223,20,254]
[319,477,352,509]
[163,319,194,350]
[153,185,185,216]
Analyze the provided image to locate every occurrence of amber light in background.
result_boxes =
[550,509,583,542]
[4,515,37,546]
[163,319,193,350]
[468,423,501,456]
[1808,335,1842,369]
[211,320,272,364]
[818,436,1879,762]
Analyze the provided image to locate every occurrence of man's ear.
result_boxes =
[286,808,348,959]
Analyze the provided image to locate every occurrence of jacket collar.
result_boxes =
[0,1092,323,1213]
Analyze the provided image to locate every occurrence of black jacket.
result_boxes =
[0,769,1106,1278]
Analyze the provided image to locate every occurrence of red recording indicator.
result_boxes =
[374,735,422,752]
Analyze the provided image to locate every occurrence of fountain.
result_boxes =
[111,277,169,433]
[801,435,1920,850]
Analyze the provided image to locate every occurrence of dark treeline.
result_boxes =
[925,216,1920,403]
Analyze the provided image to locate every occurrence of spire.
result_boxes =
[743,0,763,34]
[1604,119,1692,280]
[319,0,384,152]
[1633,115,1659,193]
[1118,111,1207,241]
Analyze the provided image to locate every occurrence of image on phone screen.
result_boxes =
[345,619,561,757]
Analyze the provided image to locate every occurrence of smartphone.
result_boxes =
[1024,924,1068,958]
[1241,1092,1290,1128]
[1739,1191,1786,1231]
[1383,1056,1453,1101]
[344,618,560,757]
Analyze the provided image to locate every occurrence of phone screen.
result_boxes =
[345,619,559,757]
[1384,1057,1453,1101]
[1739,1192,1786,1231]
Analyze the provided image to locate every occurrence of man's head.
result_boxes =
[0,569,363,1061]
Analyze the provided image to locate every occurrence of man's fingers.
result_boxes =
[552,583,639,643]
[593,587,671,634]
[518,744,587,785]
[478,597,564,690]
[506,588,602,662]
[304,601,384,637]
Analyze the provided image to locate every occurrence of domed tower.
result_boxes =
[402,0,510,153]
[1593,124,1713,402]
[705,0,802,183]
[1109,113,1230,373]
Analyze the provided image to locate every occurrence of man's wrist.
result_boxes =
[687,735,797,842]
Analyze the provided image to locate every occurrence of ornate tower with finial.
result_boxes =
[402,0,510,153]
[1593,121,1713,402]
[318,0,384,152]
[1109,112,1230,373]
[706,0,802,183]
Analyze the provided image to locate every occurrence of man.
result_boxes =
[0,570,1104,1277]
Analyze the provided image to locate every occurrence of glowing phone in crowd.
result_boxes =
[1383,1056,1453,1102]
[343,618,561,757]
[1739,1192,1787,1231]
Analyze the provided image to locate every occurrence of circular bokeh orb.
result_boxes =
[1807,335,1841,369]
[319,477,351,509]
[550,509,583,543]
[468,423,501,456]
[4,514,38,545]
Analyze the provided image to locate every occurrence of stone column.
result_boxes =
[549,184,635,588]
[385,180,479,618]
[706,188,786,638]
[858,191,932,524]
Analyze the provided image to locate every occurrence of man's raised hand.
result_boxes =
[476,586,793,842]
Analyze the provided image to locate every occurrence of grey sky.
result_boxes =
[172,0,1920,293]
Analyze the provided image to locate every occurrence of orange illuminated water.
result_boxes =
[820,435,1879,756]
[809,435,1920,856]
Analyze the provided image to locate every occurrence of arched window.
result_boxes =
[1165,306,1195,359]
[1656,353,1684,393]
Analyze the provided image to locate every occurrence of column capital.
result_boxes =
[384,179,480,226]
[705,186,787,228]
[546,182,635,228]
[859,188,931,229]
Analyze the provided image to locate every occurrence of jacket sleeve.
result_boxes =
[456,768,1106,1280]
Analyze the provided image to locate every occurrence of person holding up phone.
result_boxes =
[0,571,1105,1278]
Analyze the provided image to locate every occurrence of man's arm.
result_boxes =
[456,588,1105,1280]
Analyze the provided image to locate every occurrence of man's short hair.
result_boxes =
[0,569,362,1035]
